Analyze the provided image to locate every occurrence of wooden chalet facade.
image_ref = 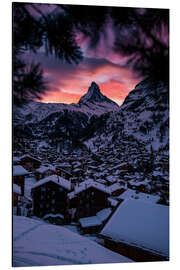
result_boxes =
[13,165,29,196]
[31,175,72,221]
[68,181,111,220]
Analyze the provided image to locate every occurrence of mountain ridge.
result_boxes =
[13,82,119,125]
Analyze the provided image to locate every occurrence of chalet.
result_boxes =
[68,180,111,220]
[31,175,72,220]
[34,165,56,181]
[43,213,65,225]
[20,155,41,171]
[108,183,127,196]
[128,179,151,192]
[56,167,72,180]
[78,208,112,234]
[72,167,84,178]
[13,165,29,196]
[13,184,21,215]
[117,189,161,204]
[100,200,169,262]
[79,216,102,234]
[13,156,21,165]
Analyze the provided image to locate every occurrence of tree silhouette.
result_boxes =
[12,3,82,105]
[13,3,169,106]
[60,5,169,81]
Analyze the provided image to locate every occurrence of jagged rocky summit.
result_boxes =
[79,82,119,107]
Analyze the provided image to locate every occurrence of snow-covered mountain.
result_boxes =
[13,82,119,125]
[85,78,169,153]
[79,82,119,107]
[14,78,169,154]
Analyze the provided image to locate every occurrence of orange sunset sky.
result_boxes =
[24,25,141,106]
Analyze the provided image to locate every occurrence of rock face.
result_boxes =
[79,82,119,107]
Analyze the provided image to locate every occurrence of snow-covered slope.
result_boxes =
[85,78,169,153]
[13,216,132,267]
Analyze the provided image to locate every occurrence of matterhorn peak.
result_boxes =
[78,82,119,108]
[89,81,100,90]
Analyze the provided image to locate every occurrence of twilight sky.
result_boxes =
[23,4,142,106]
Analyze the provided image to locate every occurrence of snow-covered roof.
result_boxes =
[129,179,150,187]
[79,216,102,228]
[96,208,112,222]
[79,208,112,228]
[68,179,111,199]
[43,213,64,220]
[36,165,55,174]
[106,175,117,183]
[117,189,160,203]
[13,184,21,195]
[13,156,20,163]
[20,154,41,163]
[108,197,118,207]
[31,175,71,191]
[108,183,125,193]
[13,165,29,176]
[101,200,169,258]
[13,216,132,266]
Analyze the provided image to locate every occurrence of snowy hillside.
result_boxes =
[85,78,169,153]
[13,216,132,267]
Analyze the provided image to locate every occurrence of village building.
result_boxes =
[13,165,29,196]
[78,208,112,234]
[127,179,151,192]
[13,184,21,215]
[56,166,72,180]
[108,183,127,196]
[117,188,161,204]
[68,180,111,220]
[43,213,65,225]
[19,154,41,171]
[34,165,56,181]
[13,156,21,165]
[31,175,72,220]
[100,200,169,262]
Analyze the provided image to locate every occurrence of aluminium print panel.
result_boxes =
[12,2,169,267]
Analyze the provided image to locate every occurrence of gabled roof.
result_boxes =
[68,179,111,199]
[108,183,126,193]
[79,208,112,228]
[36,165,55,174]
[96,208,112,222]
[100,200,169,258]
[79,216,102,228]
[13,165,29,176]
[20,154,41,163]
[31,175,71,191]
[43,213,64,220]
